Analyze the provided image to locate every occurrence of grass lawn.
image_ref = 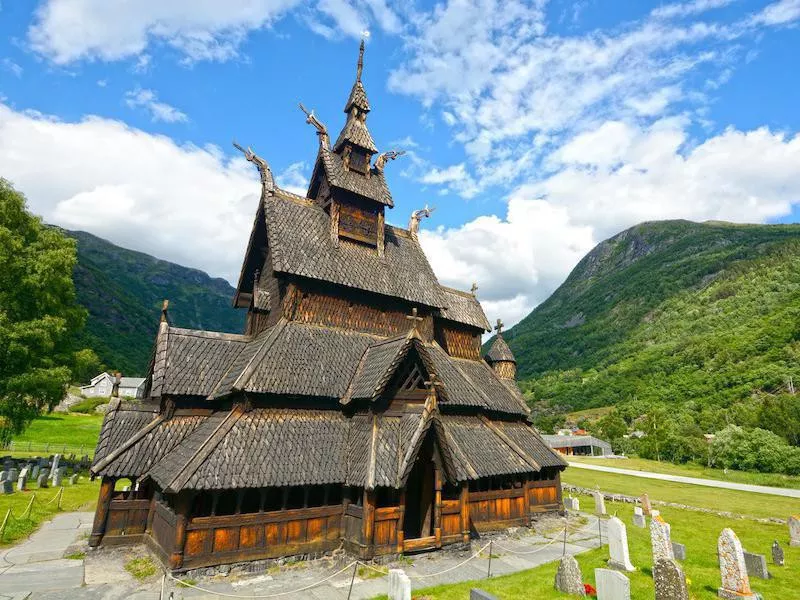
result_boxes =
[569,455,800,489]
[374,499,797,599]
[9,412,104,452]
[0,476,100,547]
[562,466,800,520]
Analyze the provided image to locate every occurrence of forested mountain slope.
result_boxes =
[67,230,245,376]
[504,220,800,410]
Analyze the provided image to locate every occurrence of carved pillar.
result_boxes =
[434,468,442,547]
[361,489,376,559]
[89,477,115,547]
[170,492,192,570]
[460,483,470,544]
[377,210,385,258]
[330,200,340,248]
[396,489,406,553]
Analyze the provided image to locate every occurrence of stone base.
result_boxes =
[790,540,800,548]
[718,588,758,599]
[608,559,635,572]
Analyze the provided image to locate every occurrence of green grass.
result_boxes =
[10,413,104,449]
[569,456,800,489]
[124,556,158,580]
[0,476,100,546]
[562,466,800,520]
[68,397,109,414]
[373,499,798,599]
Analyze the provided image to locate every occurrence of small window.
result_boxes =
[264,488,283,512]
[328,486,342,505]
[375,487,399,508]
[308,485,326,508]
[216,490,238,516]
[442,483,460,500]
[286,486,305,510]
[191,493,213,518]
[240,489,261,514]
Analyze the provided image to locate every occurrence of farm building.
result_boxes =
[543,434,613,457]
[88,42,566,572]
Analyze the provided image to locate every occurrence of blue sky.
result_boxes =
[1,0,799,327]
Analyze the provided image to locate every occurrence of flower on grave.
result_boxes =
[686,576,692,586]
[583,583,597,597]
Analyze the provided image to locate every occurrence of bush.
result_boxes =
[70,397,109,414]
[710,425,798,474]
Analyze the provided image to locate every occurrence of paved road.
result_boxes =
[568,462,800,498]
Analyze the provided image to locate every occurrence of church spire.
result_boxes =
[343,39,371,115]
[334,39,377,156]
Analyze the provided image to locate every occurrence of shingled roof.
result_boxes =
[438,287,491,331]
[485,334,516,363]
[317,146,393,207]
[265,194,444,307]
[92,400,159,469]
[333,116,378,153]
[345,335,414,402]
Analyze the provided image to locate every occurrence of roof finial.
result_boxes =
[471,282,479,295]
[406,307,424,334]
[495,318,504,335]
[356,38,365,82]
[298,103,330,148]
[408,205,435,241]
[374,149,406,172]
[233,141,275,197]
[160,299,170,324]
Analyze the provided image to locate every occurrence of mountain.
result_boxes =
[67,230,245,376]
[504,220,800,410]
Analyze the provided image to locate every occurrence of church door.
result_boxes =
[402,434,438,549]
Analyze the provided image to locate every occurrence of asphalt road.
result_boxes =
[568,462,800,498]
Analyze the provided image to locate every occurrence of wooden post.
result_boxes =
[170,493,192,570]
[361,489,375,559]
[555,470,564,508]
[460,483,470,544]
[89,477,115,547]
[434,468,442,548]
[524,477,534,524]
[396,489,406,553]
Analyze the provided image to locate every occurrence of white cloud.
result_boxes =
[0,102,258,282]
[28,0,303,64]
[124,88,188,123]
[1,58,23,77]
[276,161,309,196]
[420,163,480,198]
[419,119,800,327]
[749,0,800,25]
[651,0,735,20]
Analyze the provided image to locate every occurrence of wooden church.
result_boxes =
[89,42,566,572]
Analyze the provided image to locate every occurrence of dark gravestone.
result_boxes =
[470,589,499,600]
[1,480,13,494]
[743,551,770,580]
[772,540,784,566]
[653,558,689,600]
[671,541,686,561]
[37,474,49,488]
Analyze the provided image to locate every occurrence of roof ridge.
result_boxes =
[274,187,314,205]
[91,413,166,475]
[168,327,249,342]
[231,320,288,393]
[440,285,478,299]
[478,414,540,471]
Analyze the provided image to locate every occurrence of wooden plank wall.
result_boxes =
[180,505,342,570]
[151,500,178,558]
[437,326,481,360]
[105,498,150,538]
[468,488,528,531]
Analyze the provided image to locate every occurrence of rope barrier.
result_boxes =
[165,561,359,598]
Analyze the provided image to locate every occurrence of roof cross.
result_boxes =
[495,318,504,335]
[160,299,170,324]
[424,373,441,391]
[471,282,479,295]
[406,307,424,333]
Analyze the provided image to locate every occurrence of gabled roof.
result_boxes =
[333,115,378,153]
[317,146,393,207]
[344,334,415,402]
[265,193,444,307]
[438,287,491,331]
[485,334,516,363]
[344,80,370,113]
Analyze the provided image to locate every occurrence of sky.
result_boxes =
[1,0,799,329]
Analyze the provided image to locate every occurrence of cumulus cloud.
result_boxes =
[276,161,309,196]
[124,88,188,123]
[0,102,258,282]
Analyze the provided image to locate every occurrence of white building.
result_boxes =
[80,372,145,399]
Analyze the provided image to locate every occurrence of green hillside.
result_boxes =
[505,220,800,411]
[67,230,245,376]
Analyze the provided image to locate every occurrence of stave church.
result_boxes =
[89,42,566,572]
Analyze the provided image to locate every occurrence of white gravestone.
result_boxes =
[17,468,29,492]
[50,455,61,480]
[607,516,635,572]
[632,506,646,528]
[717,528,758,600]
[388,569,411,600]
[789,515,800,548]
[593,491,606,516]
[650,516,673,563]
[595,568,630,600]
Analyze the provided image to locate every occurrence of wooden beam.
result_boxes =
[460,483,470,544]
[170,492,192,570]
[89,477,115,547]
[361,489,376,559]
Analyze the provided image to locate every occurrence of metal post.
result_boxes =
[346,562,358,600]
[487,540,493,578]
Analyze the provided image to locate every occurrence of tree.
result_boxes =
[0,179,92,442]
[710,425,796,474]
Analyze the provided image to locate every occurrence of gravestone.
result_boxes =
[771,540,784,566]
[565,496,580,511]
[554,554,585,596]
[640,493,652,516]
[650,516,673,562]
[7,468,17,482]
[718,528,758,599]
[69,474,78,485]
[650,509,660,517]
[607,516,635,572]
[50,454,61,478]
[743,551,770,580]
[632,507,646,528]
[17,468,28,492]
[789,515,800,547]
[387,569,411,600]
[40,468,49,480]
[653,558,688,600]
[31,465,40,480]
[53,470,63,487]
[671,541,686,561]
[470,589,499,600]
[595,568,630,600]
[37,474,48,488]
[0,471,6,482]
[593,491,606,516]
[2,480,13,494]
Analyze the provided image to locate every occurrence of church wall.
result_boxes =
[434,322,482,360]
